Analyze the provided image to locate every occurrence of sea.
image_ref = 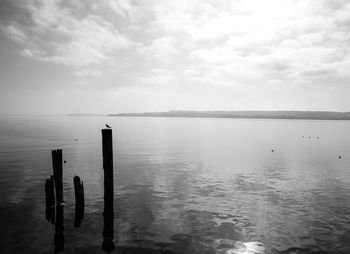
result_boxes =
[0,115,350,254]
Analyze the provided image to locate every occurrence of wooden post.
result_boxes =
[52,149,64,253]
[101,129,115,253]
[52,149,63,204]
[45,175,55,224]
[74,175,85,227]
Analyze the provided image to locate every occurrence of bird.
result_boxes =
[339,155,342,159]
[74,138,78,141]
[64,160,67,163]
[105,124,111,128]
[271,149,274,152]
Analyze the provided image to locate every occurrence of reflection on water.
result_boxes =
[45,176,55,225]
[54,204,64,253]
[1,116,350,253]
[73,176,84,228]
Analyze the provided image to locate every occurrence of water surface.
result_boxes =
[0,116,350,253]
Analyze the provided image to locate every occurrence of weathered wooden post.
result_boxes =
[101,129,115,253]
[52,149,64,253]
[45,175,55,224]
[52,149,63,205]
[74,175,85,227]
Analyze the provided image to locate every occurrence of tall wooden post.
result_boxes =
[52,149,64,253]
[102,129,115,253]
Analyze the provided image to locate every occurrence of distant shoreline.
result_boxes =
[102,110,350,121]
[68,113,106,117]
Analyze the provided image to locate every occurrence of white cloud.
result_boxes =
[73,70,102,77]
[110,0,134,18]
[139,36,177,60]
[172,0,350,88]
[2,0,350,112]
[140,68,176,85]
[6,0,132,68]
[190,14,257,41]
[27,0,67,30]
[42,15,131,66]
[1,25,26,42]
[20,49,34,57]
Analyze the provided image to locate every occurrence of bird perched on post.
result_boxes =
[105,124,111,128]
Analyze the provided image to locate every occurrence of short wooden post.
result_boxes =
[74,175,85,227]
[101,129,115,253]
[52,149,63,204]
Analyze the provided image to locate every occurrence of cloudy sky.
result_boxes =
[0,0,349,114]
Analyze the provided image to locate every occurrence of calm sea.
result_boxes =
[0,116,350,253]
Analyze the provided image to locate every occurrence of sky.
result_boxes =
[0,0,350,114]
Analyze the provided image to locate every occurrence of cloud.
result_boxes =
[140,68,176,85]
[2,0,132,68]
[1,24,26,43]
[20,49,34,57]
[1,0,350,94]
[300,66,337,78]
[110,0,138,18]
[139,36,177,60]
[40,15,131,66]
[179,0,350,87]
[73,70,102,77]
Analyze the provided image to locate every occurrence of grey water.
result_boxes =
[1,115,350,253]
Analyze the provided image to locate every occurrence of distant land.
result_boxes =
[69,113,106,116]
[108,110,350,120]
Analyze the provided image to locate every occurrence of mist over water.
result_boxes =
[1,116,350,253]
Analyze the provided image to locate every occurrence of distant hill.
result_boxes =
[109,110,350,120]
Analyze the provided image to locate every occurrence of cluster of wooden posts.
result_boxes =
[44,129,115,253]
